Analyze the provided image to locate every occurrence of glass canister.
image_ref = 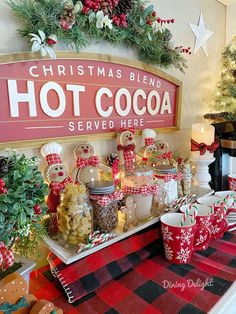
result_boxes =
[122,166,159,220]
[57,184,93,245]
[88,181,123,233]
[154,165,178,205]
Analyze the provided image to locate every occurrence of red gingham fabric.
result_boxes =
[76,156,99,169]
[90,190,123,207]
[123,184,159,196]
[145,138,155,146]
[49,176,73,196]
[30,229,236,313]
[156,152,173,160]
[46,153,62,165]
[154,173,183,182]
[0,242,14,271]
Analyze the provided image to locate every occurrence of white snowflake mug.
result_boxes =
[160,213,211,264]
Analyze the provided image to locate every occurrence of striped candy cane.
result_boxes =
[223,193,236,208]
[190,204,198,223]
[180,206,190,226]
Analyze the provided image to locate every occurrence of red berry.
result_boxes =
[152,11,156,17]
[34,204,42,215]
[0,179,5,188]
[147,20,153,26]
[157,17,161,23]
[2,188,7,194]
[171,19,175,23]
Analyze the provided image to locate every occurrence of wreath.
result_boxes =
[8,0,190,72]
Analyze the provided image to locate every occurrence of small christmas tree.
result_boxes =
[204,36,236,122]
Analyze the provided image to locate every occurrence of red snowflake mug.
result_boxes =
[180,204,212,250]
[228,174,236,191]
[160,213,211,264]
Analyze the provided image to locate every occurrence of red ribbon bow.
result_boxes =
[156,152,172,160]
[76,156,99,169]
[191,139,220,155]
[119,127,135,134]
[50,177,73,195]
[123,185,159,196]
[90,190,123,207]
[0,242,14,271]
[117,144,136,151]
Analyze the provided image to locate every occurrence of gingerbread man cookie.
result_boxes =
[122,196,138,232]
[72,142,100,185]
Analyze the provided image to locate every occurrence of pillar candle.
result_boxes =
[191,123,215,160]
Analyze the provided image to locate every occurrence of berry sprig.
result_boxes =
[33,204,42,215]
[0,179,7,194]
[112,13,127,27]
[176,46,192,55]
[145,10,175,27]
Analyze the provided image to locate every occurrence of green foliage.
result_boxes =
[211,36,236,121]
[0,150,48,257]
[7,0,187,72]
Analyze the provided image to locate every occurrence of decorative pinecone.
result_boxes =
[100,1,112,15]
[106,153,118,166]
[115,0,135,15]
[59,4,76,30]
[0,156,14,178]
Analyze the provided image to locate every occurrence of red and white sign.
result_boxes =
[0,54,182,144]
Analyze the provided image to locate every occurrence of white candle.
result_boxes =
[191,123,215,160]
[191,123,215,145]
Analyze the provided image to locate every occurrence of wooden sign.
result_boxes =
[0,52,182,146]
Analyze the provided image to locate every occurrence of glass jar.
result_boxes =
[57,184,93,245]
[154,165,178,205]
[88,181,122,233]
[122,166,158,220]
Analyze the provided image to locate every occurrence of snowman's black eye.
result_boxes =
[55,167,58,171]
[126,135,129,138]
[81,146,84,149]
[86,146,89,149]
[60,166,63,170]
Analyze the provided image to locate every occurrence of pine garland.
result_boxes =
[7,0,188,72]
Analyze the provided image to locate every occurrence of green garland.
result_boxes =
[7,0,187,72]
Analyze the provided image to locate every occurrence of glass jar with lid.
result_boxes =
[154,165,178,205]
[57,183,93,245]
[88,181,123,233]
[122,166,159,220]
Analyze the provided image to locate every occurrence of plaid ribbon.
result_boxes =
[0,242,14,271]
[191,138,220,155]
[90,190,123,207]
[156,151,172,159]
[145,138,155,146]
[49,176,73,195]
[154,172,183,182]
[76,156,99,169]
[46,153,62,165]
[123,184,159,196]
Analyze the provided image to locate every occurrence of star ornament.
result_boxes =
[189,12,213,57]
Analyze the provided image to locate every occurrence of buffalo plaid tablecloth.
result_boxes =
[30,225,236,314]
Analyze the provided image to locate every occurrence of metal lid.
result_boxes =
[155,165,176,174]
[87,181,115,194]
[128,166,153,177]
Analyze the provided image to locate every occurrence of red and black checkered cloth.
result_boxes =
[30,225,236,314]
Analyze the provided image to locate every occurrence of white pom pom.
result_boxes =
[40,142,62,157]
[142,129,156,139]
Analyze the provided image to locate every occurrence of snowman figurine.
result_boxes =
[141,129,157,163]
[40,142,72,235]
[117,128,136,170]
[72,142,100,185]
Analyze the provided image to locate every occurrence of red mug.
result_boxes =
[228,174,236,191]
[161,213,211,264]
[180,204,212,250]
[212,201,236,238]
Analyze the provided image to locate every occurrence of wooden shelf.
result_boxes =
[44,186,213,264]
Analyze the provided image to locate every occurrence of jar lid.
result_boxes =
[127,166,153,177]
[155,165,176,174]
[87,181,115,194]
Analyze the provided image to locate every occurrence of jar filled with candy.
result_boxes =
[88,181,123,233]
[57,184,93,245]
[122,166,159,220]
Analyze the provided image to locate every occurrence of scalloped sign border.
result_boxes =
[0,52,182,146]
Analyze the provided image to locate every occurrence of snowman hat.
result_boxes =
[142,129,156,147]
[40,142,63,165]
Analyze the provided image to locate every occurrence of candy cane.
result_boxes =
[76,232,115,254]
[223,193,236,208]
[215,200,228,214]
[190,204,198,224]
[180,206,190,226]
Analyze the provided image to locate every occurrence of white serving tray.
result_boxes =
[44,186,213,265]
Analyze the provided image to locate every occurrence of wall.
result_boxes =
[0,0,226,168]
